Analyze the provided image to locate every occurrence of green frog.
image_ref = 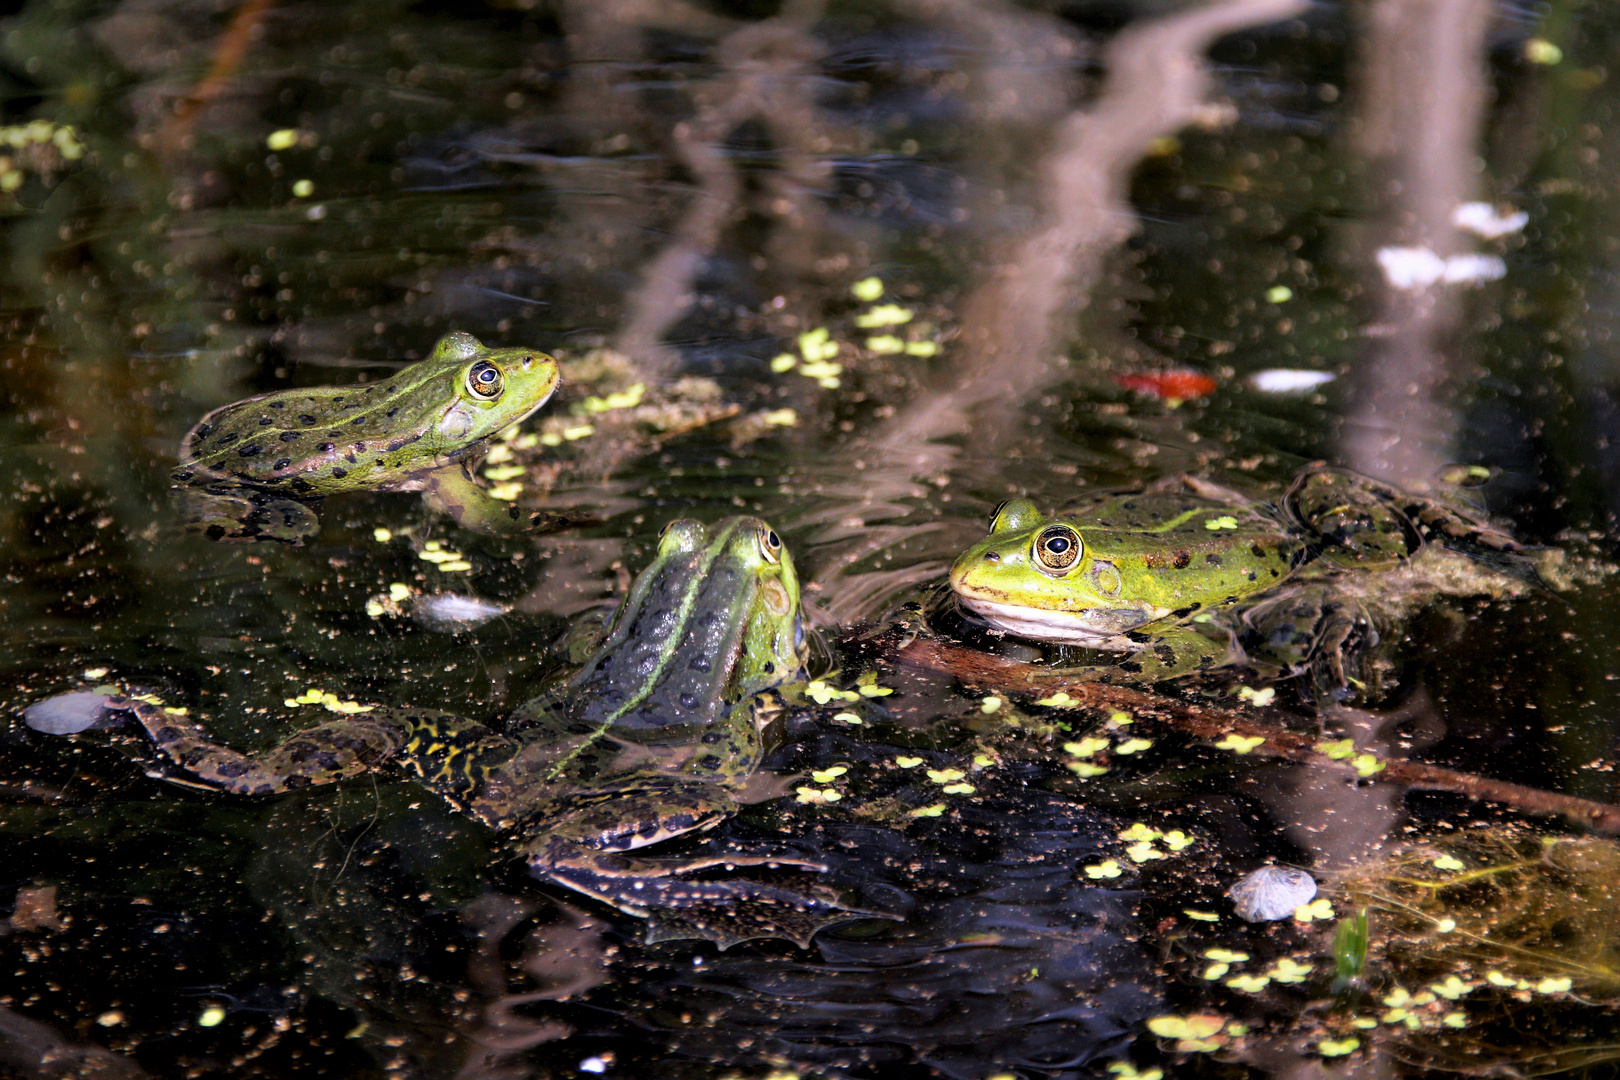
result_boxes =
[104,517,869,947]
[172,331,562,543]
[949,466,1533,694]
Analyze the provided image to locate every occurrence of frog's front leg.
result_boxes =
[1061,622,1240,683]
[520,787,861,949]
[420,464,579,536]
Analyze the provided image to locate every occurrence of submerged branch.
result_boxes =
[867,628,1620,835]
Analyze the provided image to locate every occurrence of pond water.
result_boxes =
[3,0,1620,1077]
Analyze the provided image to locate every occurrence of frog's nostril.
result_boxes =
[983,552,1000,563]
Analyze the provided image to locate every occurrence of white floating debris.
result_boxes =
[1230,866,1318,922]
[413,592,510,631]
[1440,253,1507,285]
[24,690,113,735]
[579,1056,608,1074]
[1377,246,1507,291]
[1376,246,1446,289]
[1452,202,1528,239]
[1247,369,1336,393]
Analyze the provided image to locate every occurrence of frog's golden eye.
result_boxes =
[1033,524,1082,573]
[466,359,504,399]
[757,526,783,564]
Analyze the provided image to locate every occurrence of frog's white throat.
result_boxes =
[955,594,1155,649]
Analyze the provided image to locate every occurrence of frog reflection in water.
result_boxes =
[950,466,1533,697]
[110,517,869,947]
[171,331,563,544]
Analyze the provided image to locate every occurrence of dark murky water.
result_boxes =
[3,1,1620,1077]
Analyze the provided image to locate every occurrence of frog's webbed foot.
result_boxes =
[102,691,408,795]
[527,842,879,949]
[175,485,320,545]
[1240,585,1379,701]
[421,466,595,537]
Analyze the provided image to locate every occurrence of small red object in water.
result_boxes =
[1115,370,1218,401]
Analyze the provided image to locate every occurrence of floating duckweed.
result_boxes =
[1317,738,1356,759]
[510,432,539,451]
[1265,285,1293,303]
[1126,841,1166,863]
[797,328,839,362]
[910,803,946,818]
[364,598,388,618]
[926,768,965,784]
[133,693,164,705]
[1162,830,1195,851]
[1236,686,1276,706]
[1524,37,1562,64]
[1185,910,1220,922]
[980,695,1001,713]
[1202,963,1230,980]
[1383,987,1411,1007]
[1352,754,1386,777]
[972,753,994,767]
[486,482,523,502]
[1204,516,1239,530]
[388,583,411,602]
[197,1005,227,1027]
[1435,917,1456,933]
[266,128,300,151]
[1067,761,1108,777]
[1430,975,1471,999]
[1064,736,1109,758]
[1035,691,1076,707]
[162,706,189,716]
[831,711,862,724]
[770,353,797,372]
[810,766,847,783]
[539,432,564,447]
[1205,948,1249,963]
[795,786,841,805]
[1351,1017,1379,1030]
[1146,1014,1225,1041]
[1294,898,1336,922]
[1215,733,1265,753]
[1106,1063,1163,1080]
[438,560,473,573]
[904,340,940,357]
[1317,1037,1359,1057]
[857,683,894,698]
[373,527,392,542]
[865,334,905,354]
[1536,976,1573,994]
[286,688,373,714]
[941,782,975,795]
[855,304,913,328]
[485,442,515,463]
[1115,738,1153,755]
[84,667,109,679]
[1119,823,1161,843]
[763,408,798,426]
[562,424,594,441]
[1226,973,1270,993]
[806,679,861,705]
[1432,855,1465,871]
[1085,860,1123,879]
[583,383,646,413]
[851,276,884,302]
[895,756,924,768]
[291,179,314,198]
[1107,711,1133,726]
[1441,1012,1469,1028]
[484,465,526,482]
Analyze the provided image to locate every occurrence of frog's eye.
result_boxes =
[466,359,504,399]
[1032,525,1083,574]
[757,526,783,564]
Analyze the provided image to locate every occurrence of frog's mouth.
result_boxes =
[954,594,1152,648]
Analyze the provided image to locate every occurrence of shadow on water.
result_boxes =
[3,0,1620,1076]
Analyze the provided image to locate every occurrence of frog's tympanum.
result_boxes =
[172,332,560,543]
[107,517,870,947]
[949,466,1532,695]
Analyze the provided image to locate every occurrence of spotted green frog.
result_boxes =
[105,517,870,948]
[949,466,1531,694]
[172,332,561,543]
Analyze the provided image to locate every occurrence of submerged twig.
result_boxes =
[860,626,1620,834]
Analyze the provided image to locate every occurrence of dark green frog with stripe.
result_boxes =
[172,331,560,543]
[107,517,870,947]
